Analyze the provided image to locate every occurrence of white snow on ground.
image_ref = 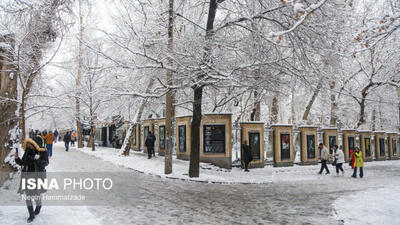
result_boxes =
[78,146,329,184]
[333,179,400,225]
[78,145,400,185]
[0,206,102,225]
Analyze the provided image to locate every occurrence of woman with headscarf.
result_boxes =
[15,136,49,223]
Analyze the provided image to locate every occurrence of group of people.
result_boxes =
[28,129,59,158]
[319,143,364,178]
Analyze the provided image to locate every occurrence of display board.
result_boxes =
[329,136,336,154]
[203,125,225,153]
[365,137,371,157]
[379,138,385,156]
[179,125,186,152]
[306,134,316,159]
[249,132,260,160]
[159,125,165,150]
[281,133,291,160]
[348,136,355,157]
[144,126,149,141]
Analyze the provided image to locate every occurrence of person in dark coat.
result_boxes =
[145,131,156,159]
[64,132,71,152]
[242,140,253,172]
[54,129,59,143]
[15,136,49,223]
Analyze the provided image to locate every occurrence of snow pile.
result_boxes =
[333,180,400,225]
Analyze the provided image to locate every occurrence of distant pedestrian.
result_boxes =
[54,129,59,143]
[64,132,71,152]
[29,129,35,139]
[150,132,156,157]
[352,147,364,178]
[44,131,55,157]
[333,145,345,176]
[71,132,77,147]
[145,131,156,159]
[242,140,253,172]
[318,143,330,174]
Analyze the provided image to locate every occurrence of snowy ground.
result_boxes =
[1,142,399,225]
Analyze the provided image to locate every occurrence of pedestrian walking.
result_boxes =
[54,129,59,143]
[145,131,156,159]
[71,132,77,147]
[318,143,330,174]
[352,147,364,178]
[44,131,55,157]
[15,136,49,223]
[333,145,345,176]
[242,140,253,172]
[150,132,156,157]
[29,129,35,139]
[64,132,71,152]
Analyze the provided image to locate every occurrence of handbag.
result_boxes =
[332,158,337,166]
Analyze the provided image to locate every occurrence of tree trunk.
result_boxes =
[270,92,279,124]
[189,86,203,177]
[87,125,96,149]
[0,34,18,185]
[121,77,155,155]
[189,0,218,178]
[372,108,376,131]
[397,88,400,132]
[165,0,175,175]
[302,80,322,123]
[329,81,337,126]
[76,0,84,149]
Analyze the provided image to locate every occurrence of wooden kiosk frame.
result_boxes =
[240,122,265,168]
[142,119,155,153]
[374,131,386,161]
[322,128,338,156]
[299,126,319,165]
[175,116,192,160]
[358,130,373,161]
[388,132,399,160]
[200,114,232,169]
[271,125,294,167]
[342,129,356,162]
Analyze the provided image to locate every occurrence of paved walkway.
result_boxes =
[1,144,399,224]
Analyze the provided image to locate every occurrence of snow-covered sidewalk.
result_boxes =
[78,145,399,184]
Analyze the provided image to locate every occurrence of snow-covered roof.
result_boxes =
[342,129,356,131]
[321,127,338,130]
[240,121,265,124]
[373,131,386,133]
[357,130,372,133]
[298,125,319,128]
[270,124,293,127]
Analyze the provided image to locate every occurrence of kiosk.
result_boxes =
[374,131,386,161]
[358,130,373,161]
[271,125,294,167]
[142,119,155,153]
[388,132,399,160]
[322,128,338,156]
[200,114,232,169]
[156,118,166,156]
[299,126,319,165]
[342,129,356,162]
[175,116,192,160]
[240,122,265,168]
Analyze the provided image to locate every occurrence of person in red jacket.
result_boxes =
[349,149,355,169]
